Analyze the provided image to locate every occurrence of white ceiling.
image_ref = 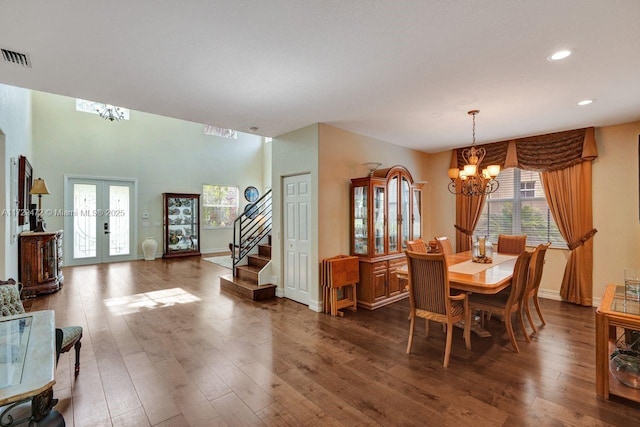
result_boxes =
[1,1,639,153]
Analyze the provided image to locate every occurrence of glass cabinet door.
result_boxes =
[388,176,398,252]
[163,193,201,258]
[373,185,385,255]
[400,177,410,251]
[412,188,422,240]
[353,185,368,255]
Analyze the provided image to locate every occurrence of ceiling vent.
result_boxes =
[1,49,31,67]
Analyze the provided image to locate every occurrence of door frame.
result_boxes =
[63,174,139,266]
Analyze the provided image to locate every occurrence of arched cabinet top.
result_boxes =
[372,165,414,184]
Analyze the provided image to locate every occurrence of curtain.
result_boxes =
[454,185,486,252]
[450,127,597,306]
[541,161,596,306]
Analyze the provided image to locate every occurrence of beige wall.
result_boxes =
[271,124,319,307]
[427,121,640,304]
[271,123,431,312]
[317,124,431,260]
[30,91,265,258]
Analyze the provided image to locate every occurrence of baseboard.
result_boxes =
[538,288,600,307]
[275,287,285,298]
[308,299,322,313]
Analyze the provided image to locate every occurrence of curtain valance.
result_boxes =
[450,127,597,172]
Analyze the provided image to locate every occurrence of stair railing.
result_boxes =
[231,189,272,275]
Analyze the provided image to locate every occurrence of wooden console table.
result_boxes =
[0,310,62,425]
[596,284,640,403]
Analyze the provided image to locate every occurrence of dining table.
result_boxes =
[397,251,519,336]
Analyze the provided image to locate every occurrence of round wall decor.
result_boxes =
[244,186,259,202]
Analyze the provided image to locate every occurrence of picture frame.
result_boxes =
[18,155,32,226]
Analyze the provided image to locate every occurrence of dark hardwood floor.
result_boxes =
[23,257,640,426]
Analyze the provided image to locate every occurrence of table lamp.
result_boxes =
[29,178,50,232]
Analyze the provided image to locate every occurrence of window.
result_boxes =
[203,125,237,139]
[76,99,130,120]
[202,185,239,228]
[475,168,566,248]
[520,181,535,198]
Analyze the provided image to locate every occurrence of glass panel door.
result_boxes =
[374,185,385,255]
[388,176,398,252]
[400,177,410,250]
[353,185,368,255]
[412,188,421,240]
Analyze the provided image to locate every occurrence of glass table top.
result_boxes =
[612,286,640,316]
[0,316,32,389]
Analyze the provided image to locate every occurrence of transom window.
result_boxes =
[202,185,239,228]
[476,168,566,248]
[75,99,130,120]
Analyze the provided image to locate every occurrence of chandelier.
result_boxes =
[96,104,125,121]
[447,110,500,196]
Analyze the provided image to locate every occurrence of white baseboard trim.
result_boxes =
[538,289,600,307]
[308,300,322,313]
[275,287,285,298]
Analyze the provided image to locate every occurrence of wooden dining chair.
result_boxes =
[497,234,527,255]
[434,236,453,255]
[405,251,471,367]
[524,243,551,334]
[468,250,532,353]
[406,238,428,252]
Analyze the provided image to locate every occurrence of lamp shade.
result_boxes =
[30,178,50,195]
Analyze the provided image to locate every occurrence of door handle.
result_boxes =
[104,222,110,234]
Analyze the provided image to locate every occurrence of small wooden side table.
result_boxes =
[595,284,640,403]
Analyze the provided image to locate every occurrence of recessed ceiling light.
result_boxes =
[548,49,572,61]
[577,99,594,106]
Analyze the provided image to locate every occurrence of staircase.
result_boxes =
[219,190,276,300]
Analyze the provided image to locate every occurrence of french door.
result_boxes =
[64,176,136,265]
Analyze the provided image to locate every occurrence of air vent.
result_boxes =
[1,49,31,67]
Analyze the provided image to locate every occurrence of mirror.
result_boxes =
[18,155,32,226]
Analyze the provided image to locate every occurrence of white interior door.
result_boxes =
[283,174,311,305]
[65,176,136,265]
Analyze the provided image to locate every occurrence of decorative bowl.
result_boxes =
[610,350,640,389]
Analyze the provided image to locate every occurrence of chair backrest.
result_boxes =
[505,251,533,309]
[406,238,428,253]
[498,234,527,255]
[434,236,453,255]
[0,278,26,317]
[405,251,450,316]
[527,243,550,295]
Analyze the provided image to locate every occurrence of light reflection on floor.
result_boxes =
[103,288,201,315]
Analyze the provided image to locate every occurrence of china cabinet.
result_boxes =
[350,165,422,309]
[162,193,200,258]
[19,231,63,297]
[596,283,640,403]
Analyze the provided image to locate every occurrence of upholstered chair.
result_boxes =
[405,251,471,367]
[0,278,83,375]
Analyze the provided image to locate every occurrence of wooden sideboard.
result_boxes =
[19,231,64,297]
